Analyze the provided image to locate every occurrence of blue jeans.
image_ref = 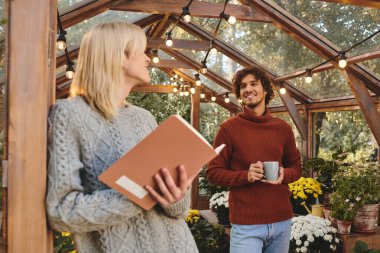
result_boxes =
[230,219,291,253]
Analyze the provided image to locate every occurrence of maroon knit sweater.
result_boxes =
[207,107,302,225]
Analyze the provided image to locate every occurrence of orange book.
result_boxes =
[99,115,225,211]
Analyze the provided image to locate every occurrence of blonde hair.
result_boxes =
[70,22,147,120]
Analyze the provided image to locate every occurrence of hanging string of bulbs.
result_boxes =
[151,0,236,104]
[56,10,75,80]
[302,28,380,84]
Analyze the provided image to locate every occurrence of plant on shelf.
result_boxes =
[332,162,380,233]
[350,240,380,253]
[209,191,229,226]
[185,209,229,253]
[288,177,323,215]
[289,214,339,253]
[330,192,359,221]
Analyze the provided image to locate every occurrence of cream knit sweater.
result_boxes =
[46,96,198,253]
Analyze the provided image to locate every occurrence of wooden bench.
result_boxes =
[339,228,380,252]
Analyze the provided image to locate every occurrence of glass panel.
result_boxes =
[191,17,324,76]
[199,102,231,196]
[273,1,380,56]
[200,0,241,4]
[289,69,351,99]
[313,110,377,162]
[65,11,150,51]
[273,113,303,159]
[169,25,200,41]
[361,58,380,79]
[58,0,86,11]
[150,67,171,85]
[178,49,243,82]
[127,93,191,124]
[269,94,284,107]
[179,69,228,94]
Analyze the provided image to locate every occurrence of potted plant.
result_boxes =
[333,162,380,233]
[290,214,339,253]
[288,177,323,215]
[209,191,230,226]
[330,191,360,234]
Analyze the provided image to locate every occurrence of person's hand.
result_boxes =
[145,165,202,207]
[261,167,284,185]
[247,161,264,182]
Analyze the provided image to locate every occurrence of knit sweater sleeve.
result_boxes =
[282,126,302,184]
[207,125,250,187]
[46,102,144,233]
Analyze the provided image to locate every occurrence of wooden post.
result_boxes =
[7,0,55,252]
[190,87,201,209]
[343,71,380,146]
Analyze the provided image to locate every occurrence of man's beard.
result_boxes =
[245,96,265,109]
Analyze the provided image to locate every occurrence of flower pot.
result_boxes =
[311,204,324,218]
[352,203,379,233]
[337,220,352,234]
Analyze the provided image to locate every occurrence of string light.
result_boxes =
[165,32,173,47]
[224,93,230,103]
[56,10,67,51]
[182,6,191,23]
[190,86,196,94]
[211,95,216,102]
[66,62,75,79]
[200,61,208,74]
[210,41,217,55]
[279,87,286,94]
[338,51,347,69]
[305,69,313,84]
[184,87,190,96]
[200,90,205,99]
[194,74,201,86]
[220,13,236,25]
[152,49,159,63]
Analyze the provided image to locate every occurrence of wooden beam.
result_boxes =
[147,38,209,51]
[174,17,311,104]
[343,71,380,145]
[131,84,177,93]
[276,50,380,82]
[241,0,380,95]
[163,48,233,91]
[278,90,307,140]
[318,0,380,8]
[7,0,54,252]
[112,0,273,23]
[150,59,192,69]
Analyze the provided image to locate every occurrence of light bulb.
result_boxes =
[200,68,207,74]
[338,52,347,69]
[200,93,205,99]
[56,40,66,51]
[183,14,191,23]
[279,87,286,94]
[152,56,159,63]
[174,74,178,78]
[179,77,184,82]
[195,79,201,86]
[211,96,216,102]
[210,47,217,55]
[200,61,207,74]
[179,91,184,96]
[184,91,189,96]
[339,59,347,68]
[228,15,236,25]
[166,39,173,47]
[66,70,74,79]
[173,87,178,93]
[224,97,230,103]
[305,69,313,84]
[190,87,196,94]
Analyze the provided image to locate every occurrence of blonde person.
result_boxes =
[46,22,199,253]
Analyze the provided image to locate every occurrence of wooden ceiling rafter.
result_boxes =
[276,50,380,82]
[168,68,240,113]
[241,0,380,95]
[172,17,311,104]
[111,0,273,23]
[317,0,380,9]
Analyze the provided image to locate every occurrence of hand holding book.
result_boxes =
[145,165,202,207]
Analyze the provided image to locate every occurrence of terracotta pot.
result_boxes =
[352,203,379,233]
[337,220,352,234]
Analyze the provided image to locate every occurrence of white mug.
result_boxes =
[263,161,279,181]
